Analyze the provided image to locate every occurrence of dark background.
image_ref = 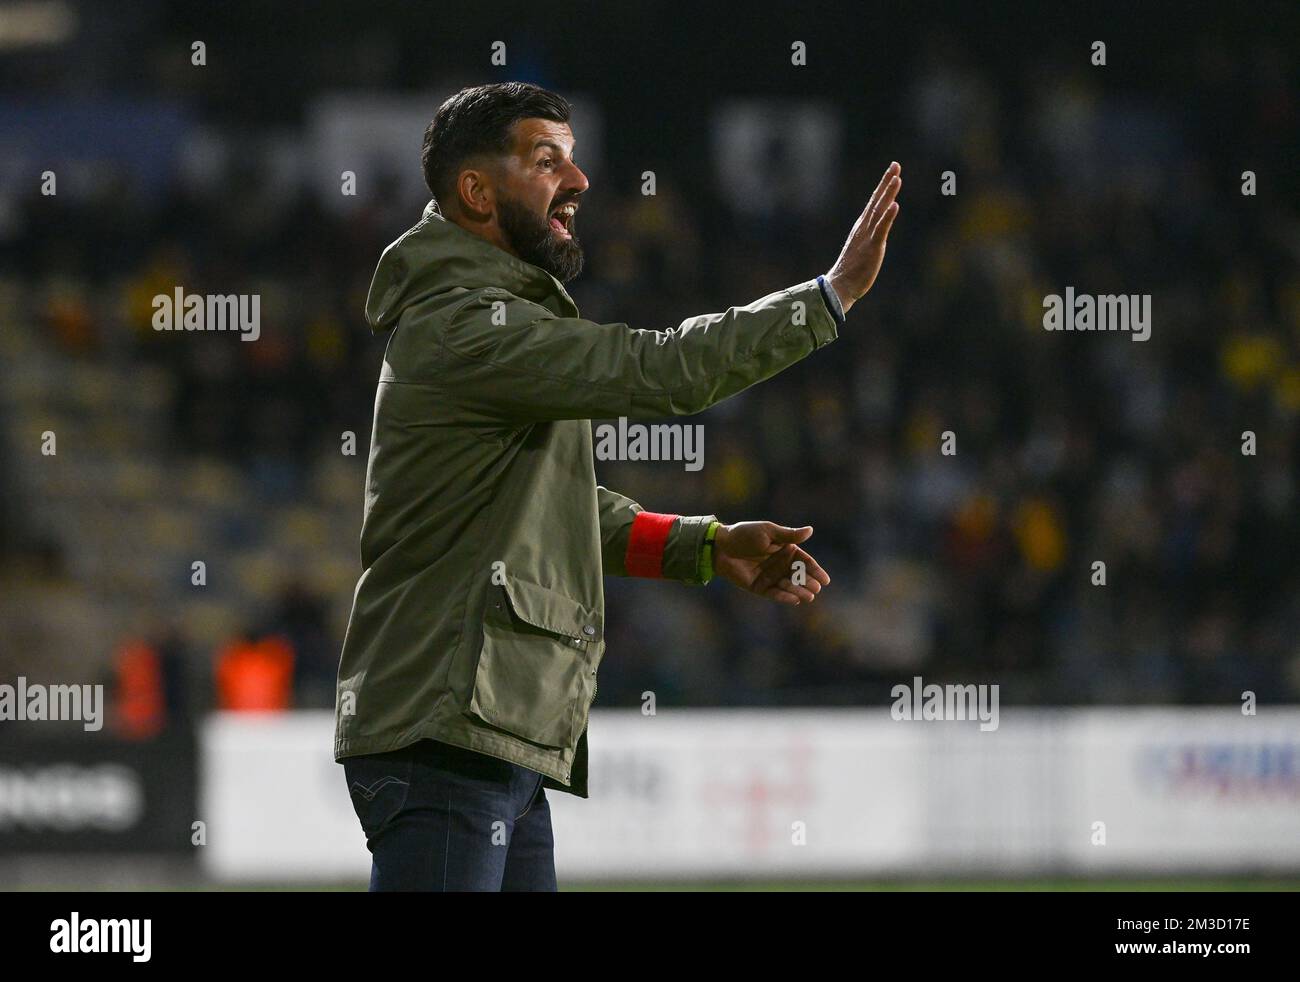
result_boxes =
[1,0,1297,732]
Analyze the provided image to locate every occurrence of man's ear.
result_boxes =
[455,165,495,222]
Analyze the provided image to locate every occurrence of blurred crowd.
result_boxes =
[1,21,1297,735]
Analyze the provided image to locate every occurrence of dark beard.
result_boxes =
[497,193,584,283]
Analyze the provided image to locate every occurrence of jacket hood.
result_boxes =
[364,199,579,333]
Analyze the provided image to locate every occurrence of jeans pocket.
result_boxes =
[345,751,414,840]
[514,772,545,821]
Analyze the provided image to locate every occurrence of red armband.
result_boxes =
[624,511,677,578]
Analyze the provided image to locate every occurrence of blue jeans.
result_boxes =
[343,738,557,891]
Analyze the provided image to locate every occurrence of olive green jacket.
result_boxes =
[334,200,839,796]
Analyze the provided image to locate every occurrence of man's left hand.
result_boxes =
[712,522,830,605]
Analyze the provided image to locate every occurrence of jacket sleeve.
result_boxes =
[597,486,717,584]
[429,278,838,422]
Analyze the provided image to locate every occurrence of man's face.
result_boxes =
[493,118,588,283]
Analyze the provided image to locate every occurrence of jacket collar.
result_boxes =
[365,199,579,333]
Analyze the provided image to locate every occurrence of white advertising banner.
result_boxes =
[549,710,924,878]
[199,708,1300,882]
[200,712,369,881]
[1065,709,1300,872]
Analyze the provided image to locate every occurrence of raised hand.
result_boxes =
[825,161,902,314]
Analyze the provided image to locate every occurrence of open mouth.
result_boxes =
[548,202,577,238]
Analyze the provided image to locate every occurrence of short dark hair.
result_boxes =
[421,82,572,209]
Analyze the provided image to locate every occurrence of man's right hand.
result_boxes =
[825,161,902,315]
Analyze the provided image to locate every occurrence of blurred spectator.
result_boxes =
[215,635,295,711]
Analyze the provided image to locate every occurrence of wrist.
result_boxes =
[824,272,855,316]
[698,520,722,584]
[711,522,729,567]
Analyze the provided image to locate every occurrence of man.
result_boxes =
[336,82,901,891]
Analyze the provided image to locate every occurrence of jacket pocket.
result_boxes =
[467,574,601,749]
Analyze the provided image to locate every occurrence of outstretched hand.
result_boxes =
[825,161,902,315]
[712,522,830,605]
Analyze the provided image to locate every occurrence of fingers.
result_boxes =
[865,161,901,218]
[753,544,797,586]
[790,546,830,586]
[869,174,901,234]
[766,523,814,544]
[763,586,804,606]
[752,545,798,593]
[754,544,827,604]
[776,580,818,603]
[871,199,900,242]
